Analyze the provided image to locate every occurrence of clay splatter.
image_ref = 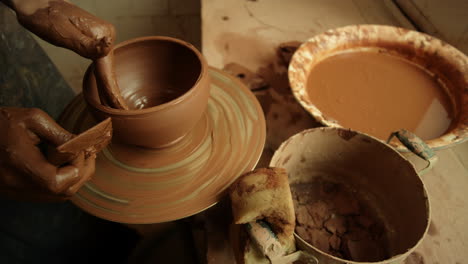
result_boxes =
[300,155,306,163]
[403,252,424,264]
[282,154,292,166]
[427,221,439,236]
[337,129,357,141]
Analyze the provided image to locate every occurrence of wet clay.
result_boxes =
[14,0,115,59]
[92,38,202,110]
[223,63,269,91]
[94,53,129,109]
[11,0,128,109]
[0,107,93,200]
[306,51,453,140]
[67,67,266,223]
[49,118,112,166]
[291,178,390,262]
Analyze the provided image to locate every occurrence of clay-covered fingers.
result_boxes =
[66,153,96,195]
[24,108,73,146]
[14,142,81,195]
[16,0,115,59]
[67,15,116,58]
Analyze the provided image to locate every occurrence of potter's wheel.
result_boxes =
[59,67,266,223]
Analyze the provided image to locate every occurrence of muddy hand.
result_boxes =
[0,107,95,201]
[12,0,115,59]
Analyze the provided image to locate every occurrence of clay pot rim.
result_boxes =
[288,24,468,151]
[83,36,208,116]
[270,127,431,264]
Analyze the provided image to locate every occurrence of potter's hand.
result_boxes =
[0,107,95,201]
[11,0,115,59]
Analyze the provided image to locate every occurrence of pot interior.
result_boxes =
[86,38,202,110]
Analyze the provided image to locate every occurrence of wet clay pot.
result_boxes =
[289,25,468,151]
[270,127,433,264]
[83,36,210,148]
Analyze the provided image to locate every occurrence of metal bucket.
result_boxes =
[289,25,468,151]
[270,127,435,264]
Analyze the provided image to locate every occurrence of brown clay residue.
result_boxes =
[361,137,372,143]
[215,32,273,71]
[277,41,302,67]
[231,168,283,196]
[94,54,129,109]
[300,155,306,163]
[291,178,389,262]
[49,118,112,166]
[16,0,115,59]
[337,129,357,141]
[282,154,292,166]
[427,221,439,236]
[404,252,425,264]
[223,63,269,91]
[230,175,255,196]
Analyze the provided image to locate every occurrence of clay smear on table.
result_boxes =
[306,51,454,140]
[291,178,390,262]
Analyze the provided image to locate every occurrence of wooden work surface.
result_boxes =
[201,1,468,263]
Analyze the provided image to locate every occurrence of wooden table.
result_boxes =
[200,1,468,263]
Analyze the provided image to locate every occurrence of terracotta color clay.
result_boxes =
[14,0,115,59]
[60,67,266,223]
[0,107,95,201]
[291,179,389,261]
[223,63,269,91]
[307,200,331,227]
[329,234,341,251]
[94,53,129,109]
[83,36,211,148]
[289,25,468,150]
[48,118,112,166]
[308,228,331,253]
[306,51,453,140]
[11,0,128,109]
[324,215,347,235]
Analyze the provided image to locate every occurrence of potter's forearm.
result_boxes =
[4,0,115,59]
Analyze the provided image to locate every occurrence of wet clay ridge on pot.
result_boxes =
[59,67,266,223]
[270,127,430,264]
[289,25,468,151]
[83,36,210,148]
